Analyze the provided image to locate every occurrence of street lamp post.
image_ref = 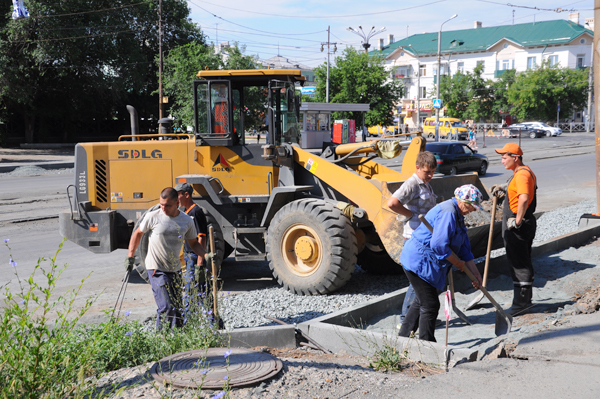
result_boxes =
[347,26,387,56]
[408,44,421,131]
[435,14,457,142]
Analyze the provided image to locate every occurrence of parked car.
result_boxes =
[520,122,562,136]
[506,123,546,139]
[425,142,488,176]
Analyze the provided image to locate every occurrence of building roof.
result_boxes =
[374,19,593,58]
[261,55,312,70]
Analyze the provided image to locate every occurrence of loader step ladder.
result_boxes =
[233,227,267,261]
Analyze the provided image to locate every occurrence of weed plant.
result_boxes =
[1,239,225,398]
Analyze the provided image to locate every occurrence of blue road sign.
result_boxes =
[433,99,442,109]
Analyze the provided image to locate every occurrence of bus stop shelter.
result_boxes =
[299,102,370,148]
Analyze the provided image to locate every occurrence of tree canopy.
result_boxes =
[437,62,588,124]
[313,47,403,127]
[506,60,588,122]
[0,0,203,143]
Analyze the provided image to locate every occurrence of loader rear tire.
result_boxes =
[201,207,226,270]
[267,199,357,295]
[357,243,403,275]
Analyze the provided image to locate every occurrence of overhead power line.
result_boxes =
[192,0,449,19]
[36,1,148,19]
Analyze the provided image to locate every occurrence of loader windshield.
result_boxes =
[194,69,303,146]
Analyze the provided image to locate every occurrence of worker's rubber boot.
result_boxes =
[507,286,533,316]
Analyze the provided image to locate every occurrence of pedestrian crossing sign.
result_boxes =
[433,99,442,109]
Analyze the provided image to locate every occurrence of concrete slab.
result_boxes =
[510,312,600,366]
[224,325,296,349]
[300,319,477,367]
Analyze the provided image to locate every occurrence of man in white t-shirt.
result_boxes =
[125,187,212,330]
[387,151,437,326]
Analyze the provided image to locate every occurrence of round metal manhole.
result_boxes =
[150,348,283,389]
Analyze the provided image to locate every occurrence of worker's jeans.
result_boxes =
[400,239,416,324]
[148,269,183,331]
[399,269,440,342]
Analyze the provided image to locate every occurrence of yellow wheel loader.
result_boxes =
[59,69,491,295]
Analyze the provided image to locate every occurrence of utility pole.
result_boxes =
[594,0,600,214]
[321,26,337,103]
[435,14,457,142]
[587,49,594,133]
[158,0,164,121]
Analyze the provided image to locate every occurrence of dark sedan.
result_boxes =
[506,123,546,139]
[425,142,488,176]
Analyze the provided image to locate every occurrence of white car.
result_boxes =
[520,122,562,136]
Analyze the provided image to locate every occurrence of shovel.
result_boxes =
[208,226,219,324]
[418,215,512,336]
[465,195,498,310]
[448,269,472,325]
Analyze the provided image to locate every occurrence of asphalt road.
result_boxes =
[0,133,596,324]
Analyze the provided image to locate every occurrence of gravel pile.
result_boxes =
[222,199,597,330]
[0,166,73,177]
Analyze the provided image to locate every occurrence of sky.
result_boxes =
[185,0,595,68]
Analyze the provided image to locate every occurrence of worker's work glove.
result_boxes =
[507,217,521,230]
[204,252,216,264]
[490,183,507,199]
[124,256,135,272]
[396,212,414,223]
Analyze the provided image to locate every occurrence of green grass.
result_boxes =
[0,239,225,399]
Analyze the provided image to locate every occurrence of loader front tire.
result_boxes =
[267,199,357,295]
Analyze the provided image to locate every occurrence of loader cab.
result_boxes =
[193,69,303,147]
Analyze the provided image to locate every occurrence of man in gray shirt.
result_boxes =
[387,151,437,326]
[125,187,212,330]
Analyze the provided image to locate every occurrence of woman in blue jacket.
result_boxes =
[399,184,484,342]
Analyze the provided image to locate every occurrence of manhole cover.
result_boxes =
[150,347,283,389]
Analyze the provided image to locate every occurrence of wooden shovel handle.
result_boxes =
[208,226,218,320]
[482,196,498,287]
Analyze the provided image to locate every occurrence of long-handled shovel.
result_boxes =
[418,215,512,336]
[465,195,498,310]
[208,226,220,326]
[448,269,472,325]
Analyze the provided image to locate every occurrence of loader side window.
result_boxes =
[211,83,230,136]
[195,82,210,134]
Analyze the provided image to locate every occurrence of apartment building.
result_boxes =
[374,15,593,128]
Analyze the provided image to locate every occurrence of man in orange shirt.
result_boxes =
[491,143,537,315]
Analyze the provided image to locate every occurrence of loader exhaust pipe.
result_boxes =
[126,105,139,141]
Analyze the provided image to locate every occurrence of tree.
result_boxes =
[313,47,403,127]
[438,64,494,122]
[506,61,588,122]
[491,69,517,122]
[0,0,203,142]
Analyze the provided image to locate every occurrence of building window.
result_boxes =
[419,64,426,77]
[577,54,585,67]
[502,59,510,70]
[527,57,536,69]
[476,60,485,71]
[548,55,558,67]
[395,66,408,78]
[580,38,586,44]
[419,86,427,99]
[457,62,464,73]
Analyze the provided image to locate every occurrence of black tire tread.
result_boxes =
[266,199,357,295]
